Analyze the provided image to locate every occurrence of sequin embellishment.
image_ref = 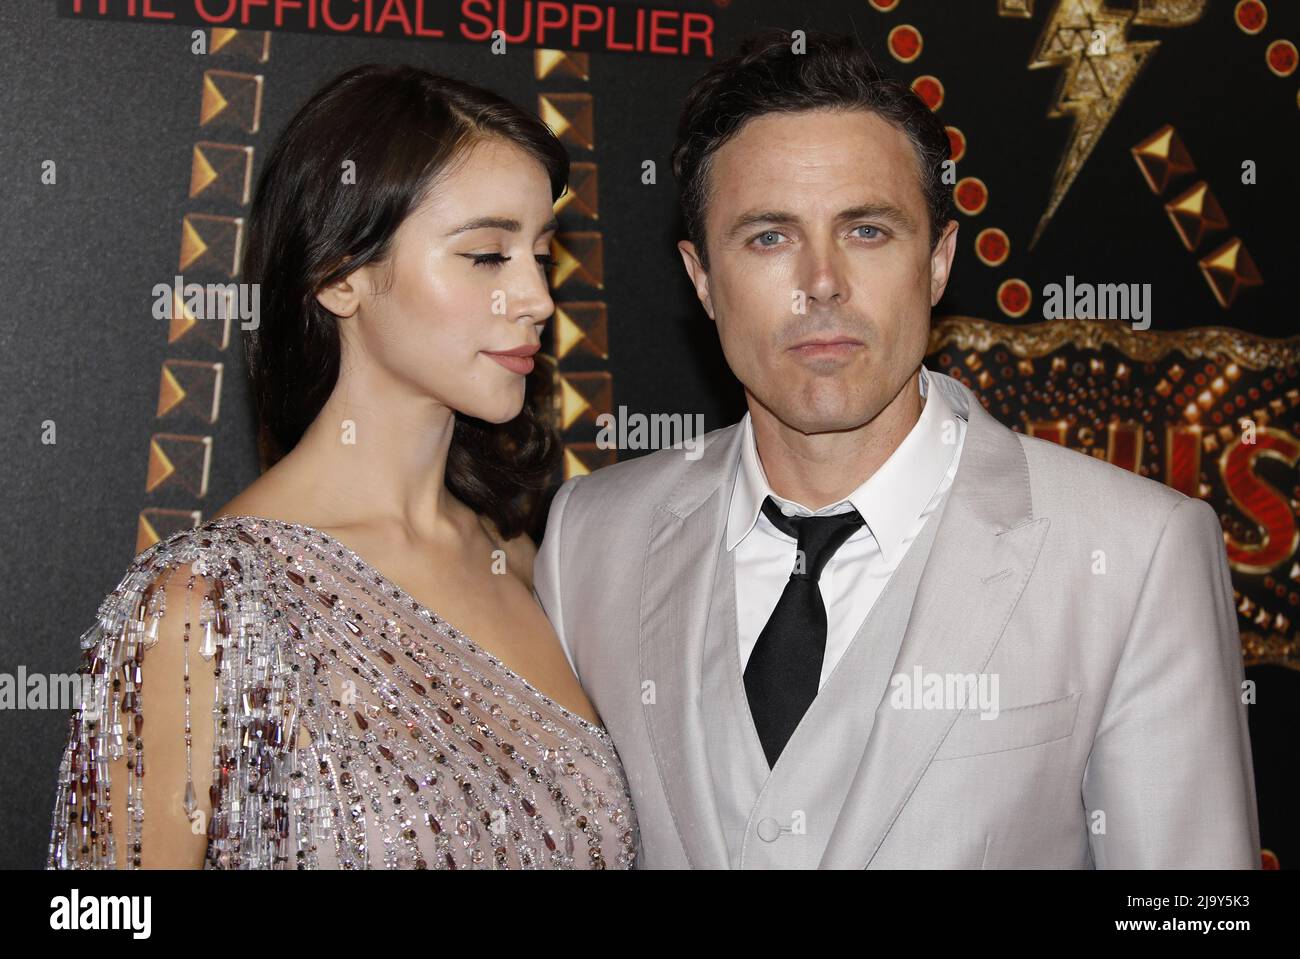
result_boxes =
[47,516,639,870]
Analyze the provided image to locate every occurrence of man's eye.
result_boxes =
[852,225,883,239]
[466,253,510,267]
[752,230,786,247]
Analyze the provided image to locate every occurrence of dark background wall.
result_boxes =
[2,0,1295,867]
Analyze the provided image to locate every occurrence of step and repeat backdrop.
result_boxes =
[2,0,1296,867]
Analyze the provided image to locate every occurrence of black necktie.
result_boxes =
[744,495,866,767]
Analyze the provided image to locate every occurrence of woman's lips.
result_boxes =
[483,352,535,375]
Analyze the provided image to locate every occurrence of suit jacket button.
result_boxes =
[756,817,781,842]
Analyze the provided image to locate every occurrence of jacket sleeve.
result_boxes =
[1082,496,1260,868]
[533,475,585,682]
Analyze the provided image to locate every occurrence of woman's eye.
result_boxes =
[467,252,510,267]
[535,253,556,269]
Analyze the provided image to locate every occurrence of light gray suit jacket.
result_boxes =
[533,370,1260,868]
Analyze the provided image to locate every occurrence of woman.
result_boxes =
[47,64,638,869]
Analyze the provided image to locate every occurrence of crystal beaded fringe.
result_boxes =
[47,527,299,869]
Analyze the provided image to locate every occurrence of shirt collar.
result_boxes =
[725,365,962,563]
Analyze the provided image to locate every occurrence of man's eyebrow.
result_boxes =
[445,216,560,237]
[836,203,917,233]
[723,210,799,243]
[723,202,918,242]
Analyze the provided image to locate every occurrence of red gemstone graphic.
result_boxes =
[889,25,922,62]
[976,228,1009,266]
[946,126,966,162]
[1235,0,1267,34]
[912,75,944,110]
[954,177,988,215]
[1266,40,1296,76]
[998,279,1031,318]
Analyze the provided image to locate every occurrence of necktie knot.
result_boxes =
[760,495,865,582]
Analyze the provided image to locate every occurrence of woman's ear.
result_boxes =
[315,255,361,318]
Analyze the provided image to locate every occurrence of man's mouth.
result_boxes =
[788,336,866,358]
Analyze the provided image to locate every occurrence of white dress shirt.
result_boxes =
[725,365,967,690]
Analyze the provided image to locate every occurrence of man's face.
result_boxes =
[678,107,958,435]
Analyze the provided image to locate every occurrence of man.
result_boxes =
[533,30,1259,868]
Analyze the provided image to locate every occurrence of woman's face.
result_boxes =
[328,137,558,424]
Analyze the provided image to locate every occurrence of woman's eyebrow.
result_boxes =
[445,216,521,236]
[446,215,561,237]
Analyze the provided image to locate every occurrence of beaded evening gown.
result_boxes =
[47,515,639,870]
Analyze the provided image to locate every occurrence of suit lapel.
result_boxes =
[638,424,743,870]
[819,373,1051,869]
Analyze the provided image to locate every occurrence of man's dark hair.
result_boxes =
[671,29,954,270]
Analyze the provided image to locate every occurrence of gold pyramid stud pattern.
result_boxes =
[539,93,594,149]
[146,434,213,496]
[1164,180,1228,250]
[1199,238,1263,308]
[1131,124,1195,194]
[534,49,590,81]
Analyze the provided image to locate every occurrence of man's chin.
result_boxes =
[762,404,880,437]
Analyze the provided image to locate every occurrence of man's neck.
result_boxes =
[748,370,924,511]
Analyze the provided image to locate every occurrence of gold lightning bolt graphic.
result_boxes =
[1002,0,1207,248]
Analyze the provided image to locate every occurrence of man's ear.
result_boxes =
[677,240,715,321]
[315,255,362,319]
[929,219,959,307]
